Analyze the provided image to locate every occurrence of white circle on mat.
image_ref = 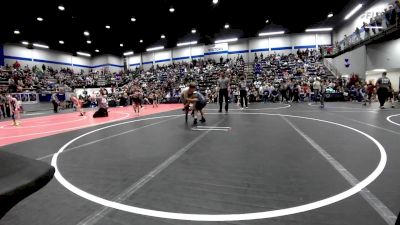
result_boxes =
[387,114,400,127]
[52,113,387,221]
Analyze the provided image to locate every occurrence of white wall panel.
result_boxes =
[249,37,269,50]
[154,50,172,65]
[191,45,205,58]
[316,33,332,46]
[332,46,367,77]
[92,56,108,66]
[107,55,123,66]
[173,47,191,59]
[292,34,316,47]
[142,52,154,64]
[3,45,33,59]
[366,38,400,71]
[269,35,291,49]
[127,55,141,68]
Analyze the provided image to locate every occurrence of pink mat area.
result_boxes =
[0,104,182,147]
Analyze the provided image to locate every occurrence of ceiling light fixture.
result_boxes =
[33,43,49,49]
[161,34,166,39]
[224,24,230,29]
[344,4,363,20]
[22,41,29,45]
[213,0,219,4]
[120,43,123,47]
[105,25,110,29]
[58,5,65,11]
[83,31,90,36]
[140,40,143,43]
[123,51,134,56]
[177,41,198,47]
[77,52,91,57]
[131,17,136,22]
[59,40,64,44]
[215,38,238,44]
[328,13,333,18]
[147,46,164,52]
[305,27,333,32]
[87,40,92,44]
[95,49,100,53]
[14,29,20,34]
[169,7,175,13]
[259,31,285,36]
[37,17,43,22]
[191,29,197,34]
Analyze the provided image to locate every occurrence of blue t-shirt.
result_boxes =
[195,92,206,104]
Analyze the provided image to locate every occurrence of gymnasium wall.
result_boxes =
[91,55,124,73]
[366,38,400,71]
[3,32,332,71]
[330,46,367,77]
[124,33,331,69]
[330,36,400,78]
[3,44,92,73]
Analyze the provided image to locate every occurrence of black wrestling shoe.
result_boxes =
[200,118,206,123]
[193,119,198,125]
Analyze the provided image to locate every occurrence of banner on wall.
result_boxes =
[353,2,387,29]
[206,43,228,54]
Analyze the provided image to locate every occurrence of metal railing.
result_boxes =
[322,12,400,57]
[323,58,341,77]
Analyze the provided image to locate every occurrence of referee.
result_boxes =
[217,72,230,113]
[376,72,393,109]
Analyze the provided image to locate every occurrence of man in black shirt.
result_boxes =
[376,72,393,109]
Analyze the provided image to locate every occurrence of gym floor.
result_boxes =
[1,102,399,225]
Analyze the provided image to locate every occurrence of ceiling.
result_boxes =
[0,0,368,56]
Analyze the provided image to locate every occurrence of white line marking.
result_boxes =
[307,102,375,110]
[205,104,291,111]
[52,112,389,222]
[191,128,230,131]
[196,126,231,129]
[24,112,46,116]
[308,102,398,112]
[281,116,396,225]
[36,117,179,161]
[340,117,400,136]
[0,116,88,129]
[292,110,379,113]
[76,119,223,225]
[0,112,130,140]
[387,114,400,127]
